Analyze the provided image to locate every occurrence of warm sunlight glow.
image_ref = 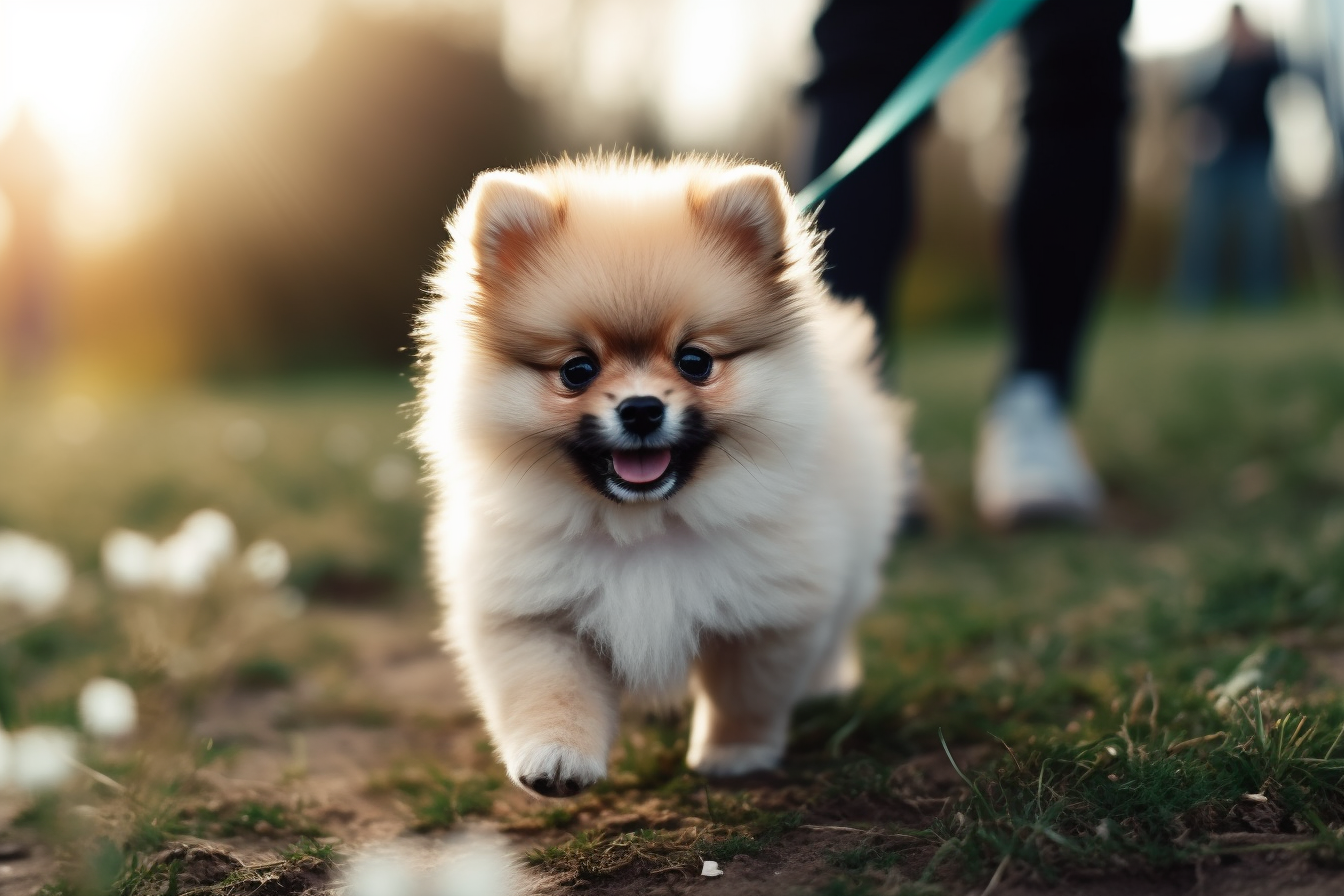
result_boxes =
[0,1,329,252]
[0,0,184,249]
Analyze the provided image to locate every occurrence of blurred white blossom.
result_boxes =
[371,454,416,502]
[344,852,418,896]
[11,727,77,792]
[179,509,237,570]
[156,531,215,596]
[102,529,160,590]
[345,835,518,896]
[100,510,240,596]
[79,678,138,739]
[429,834,520,896]
[243,539,290,588]
[0,531,72,613]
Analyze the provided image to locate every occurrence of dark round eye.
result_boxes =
[559,356,599,390]
[676,347,712,381]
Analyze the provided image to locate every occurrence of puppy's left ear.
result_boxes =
[463,170,565,278]
[689,165,792,264]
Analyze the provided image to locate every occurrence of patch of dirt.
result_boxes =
[0,840,50,896]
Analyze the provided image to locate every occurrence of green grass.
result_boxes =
[373,766,501,831]
[0,376,422,583]
[3,305,1344,892]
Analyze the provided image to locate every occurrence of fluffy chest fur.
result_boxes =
[436,491,847,693]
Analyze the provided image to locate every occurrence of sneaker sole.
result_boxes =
[981,499,1100,530]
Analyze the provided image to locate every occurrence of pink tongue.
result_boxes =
[612,449,672,484]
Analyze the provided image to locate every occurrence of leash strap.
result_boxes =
[794,0,1048,212]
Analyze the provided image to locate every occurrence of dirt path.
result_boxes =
[7,601,1344,896]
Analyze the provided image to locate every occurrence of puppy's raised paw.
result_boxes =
[509,742,606,799]
[686,742,783,778]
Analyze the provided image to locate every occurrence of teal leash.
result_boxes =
[794,0,1047,213]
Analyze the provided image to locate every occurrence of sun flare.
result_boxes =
[0,0,189,248]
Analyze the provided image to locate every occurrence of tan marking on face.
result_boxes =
[452,162,816,497]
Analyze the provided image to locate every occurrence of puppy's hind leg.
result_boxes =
[804,628,863,698]
[686,625,826,777]
[806,574,878,698]
[454,613,620,798]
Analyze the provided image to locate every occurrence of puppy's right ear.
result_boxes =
[463,171,564,278]
[689,165,792,265]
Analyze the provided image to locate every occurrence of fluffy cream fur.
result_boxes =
[414,154,905,796]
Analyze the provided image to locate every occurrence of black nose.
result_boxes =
[617,396,665,436]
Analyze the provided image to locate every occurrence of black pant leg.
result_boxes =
[1006,0,1134,404]
[805,0,960,346]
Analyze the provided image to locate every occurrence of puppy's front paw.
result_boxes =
[508,742,606,798]
[686,742,782,778]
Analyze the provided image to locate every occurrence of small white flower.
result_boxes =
[11,727,77,792]
[429,834,519,896]
[101,529,159,590]
[345,853,417,896]
[700,860,724,877]
[179,509,237,568]
[154,510,237,596]
[371,454,416,502]
[0,531,72,613]
[156,531,212,597]
[79,678,138,739]
[242,539,290,588]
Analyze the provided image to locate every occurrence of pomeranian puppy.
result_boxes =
[414,154,904,797]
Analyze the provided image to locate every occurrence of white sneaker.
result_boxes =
[975,374,1102,528]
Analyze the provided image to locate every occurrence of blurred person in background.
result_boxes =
[1310,0,1344,278]
[803,0,1133,529]
[1177,7,1279,314]
[0,112,61,380]
[1173,5,1284,312]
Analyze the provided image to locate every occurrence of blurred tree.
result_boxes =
[163,10,545,374]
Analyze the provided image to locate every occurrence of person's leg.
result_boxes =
[1005,0,1134,406]
[977,0,1132,528]
[1232,146,1285,308]
[804,0,959,354]
[1174,158,1230,313]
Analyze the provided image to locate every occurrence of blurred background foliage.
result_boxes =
[1,0,1343,595]
[0,0,1340,385]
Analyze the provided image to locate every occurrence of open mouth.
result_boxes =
[566,410,713,503]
